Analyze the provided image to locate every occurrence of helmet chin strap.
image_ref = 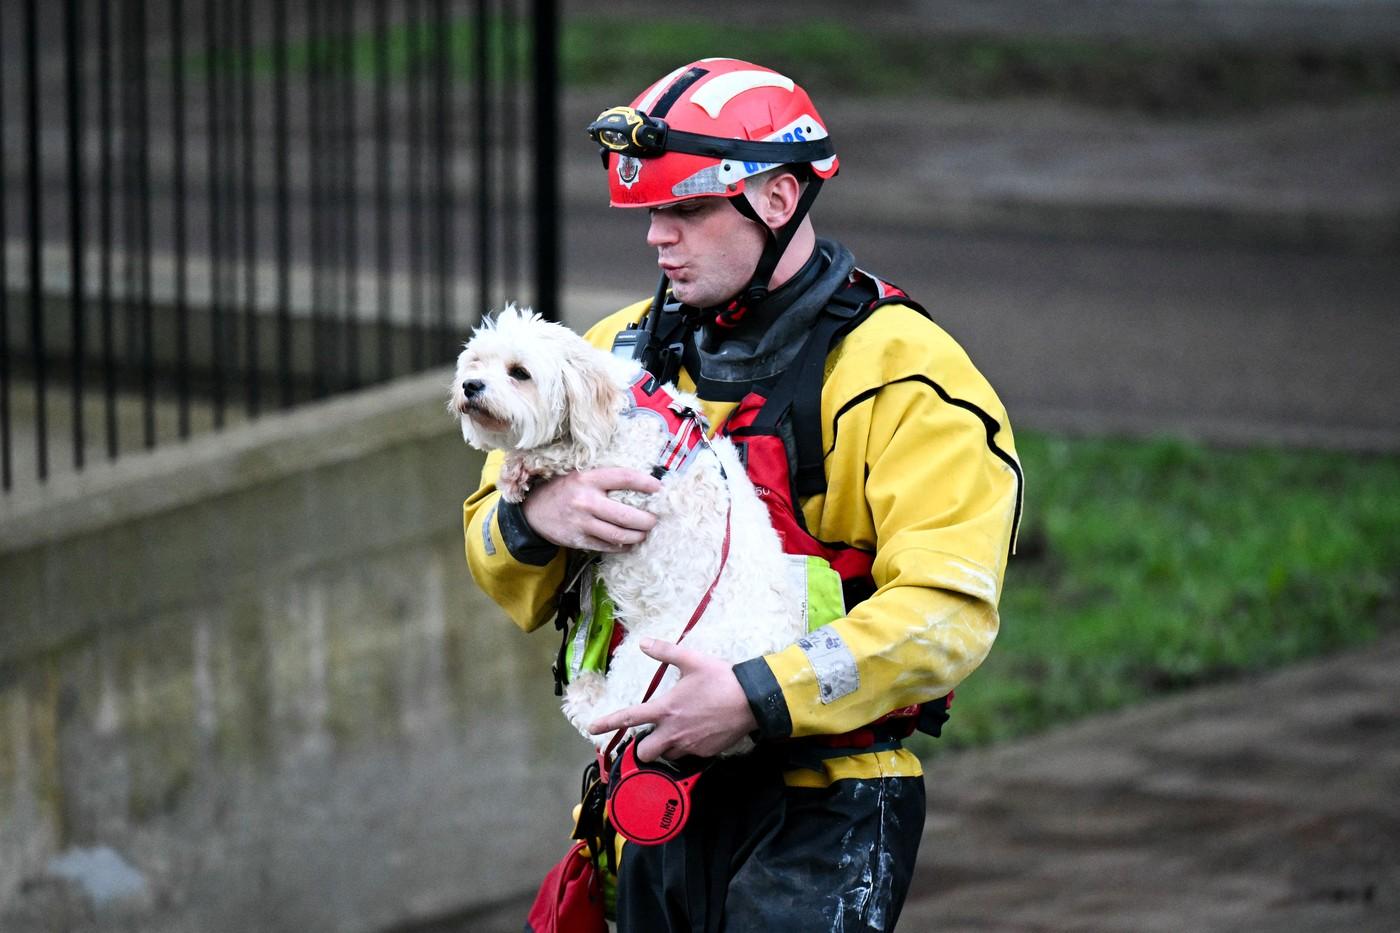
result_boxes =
[715,176,824,328]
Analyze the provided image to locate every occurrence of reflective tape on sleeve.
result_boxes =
[796,625,859,704]
[481,500,498,557]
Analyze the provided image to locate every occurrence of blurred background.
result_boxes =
[1,1,1397,930]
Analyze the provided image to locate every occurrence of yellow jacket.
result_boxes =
[463,296,1022,784]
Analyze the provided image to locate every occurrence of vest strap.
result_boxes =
[752,271,898,498]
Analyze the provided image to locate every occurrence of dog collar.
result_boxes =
[625,373,712,480]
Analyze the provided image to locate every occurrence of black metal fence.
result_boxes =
[0,0,559,493]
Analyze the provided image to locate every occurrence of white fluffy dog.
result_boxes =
[450,305,805,754]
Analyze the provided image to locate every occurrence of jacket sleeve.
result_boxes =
[463,449,567,632]
[735,307,1023,739]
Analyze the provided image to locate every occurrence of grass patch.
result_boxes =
[914,433,1400,756]
[192,15,1400,116]
[187,15,529,84]
[565,17,1400,114]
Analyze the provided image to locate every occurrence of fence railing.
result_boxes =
[0,0,559,494]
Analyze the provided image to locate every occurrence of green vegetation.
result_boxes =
[199,15,1400,116]
[189,15,529,85]
[915,433,1400,756]
[565,17,1400,114]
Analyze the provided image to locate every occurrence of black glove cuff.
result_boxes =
[733,657,793,741]
[496,496,560,566]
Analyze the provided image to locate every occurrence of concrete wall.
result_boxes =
[0,373,583,932]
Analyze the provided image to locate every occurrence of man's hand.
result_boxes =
[521,468,662,553]
[589,639,760,761]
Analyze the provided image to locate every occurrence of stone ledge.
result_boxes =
[0,370,459,555]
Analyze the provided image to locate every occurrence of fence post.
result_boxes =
[531,0,559,322]
[64,0,87,472]
[474,0,491,325]
[0,0,9,490]
[25,0,47,482]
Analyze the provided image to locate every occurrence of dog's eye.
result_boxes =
[508,365,531,381]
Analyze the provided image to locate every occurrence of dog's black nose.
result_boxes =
[462,379,485,399]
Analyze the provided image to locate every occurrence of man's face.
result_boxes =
[645,195,765,309]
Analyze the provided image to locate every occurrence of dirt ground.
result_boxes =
[902,632,1400,931]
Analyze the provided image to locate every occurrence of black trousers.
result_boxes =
[614,748,926,932]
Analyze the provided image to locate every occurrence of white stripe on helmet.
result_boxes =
[690,70,795,119]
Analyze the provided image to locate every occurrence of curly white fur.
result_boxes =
[450,305,806,755]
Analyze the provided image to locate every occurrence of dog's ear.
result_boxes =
[560,346,623,459]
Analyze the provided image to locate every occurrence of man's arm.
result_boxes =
[737,309,1022,739]
[463,449,567,632]
[588,308,1022,756]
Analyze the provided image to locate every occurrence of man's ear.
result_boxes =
[755,171,803,227]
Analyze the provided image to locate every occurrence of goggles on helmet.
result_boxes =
[586,105,835,169]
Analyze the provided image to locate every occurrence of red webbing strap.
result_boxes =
[602,500,732,769]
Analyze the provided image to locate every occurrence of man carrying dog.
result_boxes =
[463,58,1022,932]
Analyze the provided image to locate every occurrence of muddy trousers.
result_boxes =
[614,749,926,933]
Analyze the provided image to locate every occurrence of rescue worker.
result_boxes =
[463,59,1022,931]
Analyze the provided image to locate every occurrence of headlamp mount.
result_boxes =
[586,106,835,168]
[588,106,668,159]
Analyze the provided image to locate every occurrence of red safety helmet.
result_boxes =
[586,58,839,310]
[587,58,838,209]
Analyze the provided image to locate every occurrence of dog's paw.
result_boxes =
[565,672,607,707]
[498,457,532,503]
[562,673,608,738]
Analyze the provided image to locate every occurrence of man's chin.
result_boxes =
[668,281,723,310]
